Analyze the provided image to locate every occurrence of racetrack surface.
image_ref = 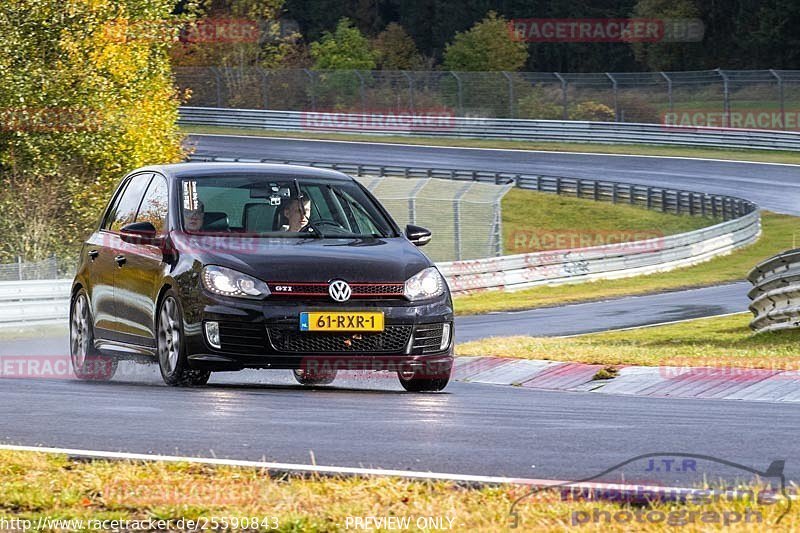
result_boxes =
[2,375,799,484]
[187,135,800,215]
[457,282,748,341]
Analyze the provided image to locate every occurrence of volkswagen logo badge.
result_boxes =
[328,280,352,302]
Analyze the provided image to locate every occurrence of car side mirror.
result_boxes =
[120,221,159,245]
[405,224,432,247]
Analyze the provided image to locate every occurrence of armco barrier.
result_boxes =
[441,210,760,294]
[747,250,800,333]
[179,107,800,151]
[0,279,72,326]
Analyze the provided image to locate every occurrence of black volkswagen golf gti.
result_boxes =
[70,163,454,391]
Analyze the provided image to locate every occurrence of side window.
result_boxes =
[135,175,169,234]
[109,173,153,232]
[101,180,130,230]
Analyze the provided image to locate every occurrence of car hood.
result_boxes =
[176,234,434,282]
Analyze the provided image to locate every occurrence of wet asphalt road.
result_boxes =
[2,370,799,484]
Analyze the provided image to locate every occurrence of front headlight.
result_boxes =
[201,265,270,299]
[404,267,446,301]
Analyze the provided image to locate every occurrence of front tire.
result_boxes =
[397,363,451,392]
[157,292,210,387]
[70,290,117,381]
[292,368,337,386]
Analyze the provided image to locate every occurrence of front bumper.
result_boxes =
[183,292,454,372]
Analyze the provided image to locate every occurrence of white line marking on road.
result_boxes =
[190,133,800,168]
[0,443,712,498]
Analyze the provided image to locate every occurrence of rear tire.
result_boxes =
[397,363,451,392]
[292,368,337,386]
[70,290,117,381]
[157,292,210,387]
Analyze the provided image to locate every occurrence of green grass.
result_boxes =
[454,211,800,315]
[457,313,800,371]
[183,125,800,165]
[500,188,713,253]
[0,449,795,532]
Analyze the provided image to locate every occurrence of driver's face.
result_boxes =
[184,205,204,231]
[285,199,311,230]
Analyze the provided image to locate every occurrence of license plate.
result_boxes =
[299,312,384,332]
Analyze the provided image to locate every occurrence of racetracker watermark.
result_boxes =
[301,109,456,132]
[658,358,800,379]
[103,17,264,44]
[508,229,664,254]
[508,18,704,43]
[0,107,102,132]
[662,110,800,132]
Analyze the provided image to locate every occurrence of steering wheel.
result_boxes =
[305,218,347,234]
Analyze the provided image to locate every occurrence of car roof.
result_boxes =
[136,162,355,182]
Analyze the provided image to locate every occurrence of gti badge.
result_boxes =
[328,280,352,302]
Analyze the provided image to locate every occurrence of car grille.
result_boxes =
[218,322,268,354]
[267,282,405,299]
[412,323,446,354]
[267,325,412,353]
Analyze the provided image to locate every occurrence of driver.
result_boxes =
[184,200,205,232]
[281,196,312,232]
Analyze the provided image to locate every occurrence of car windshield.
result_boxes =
[180,175,397,238]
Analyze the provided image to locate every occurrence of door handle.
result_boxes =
[87,250,99,261]
[114,254,126,266]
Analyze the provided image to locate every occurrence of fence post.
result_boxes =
[256,68,270,109]
[450,71,463,116]
[502,71,515,118]
[17,256,22,281]
[717,68,730,117]
[402,71,414,112]
[494,201,503,257]
[304,69,317,111]
[770,69,785,130]
[554,72,568,120]
[210,67,223,107]
[355,70,366,113]
[453,184,472,261]
[660,71,673,114]
[605,72,619,122]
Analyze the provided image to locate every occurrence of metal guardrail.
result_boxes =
[0,279,72,326]
[747,250,800,333]
[180,107,800,151]
[443,210,760,294]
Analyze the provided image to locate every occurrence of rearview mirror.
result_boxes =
[120,221,159,245]
[405,224,432,247]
